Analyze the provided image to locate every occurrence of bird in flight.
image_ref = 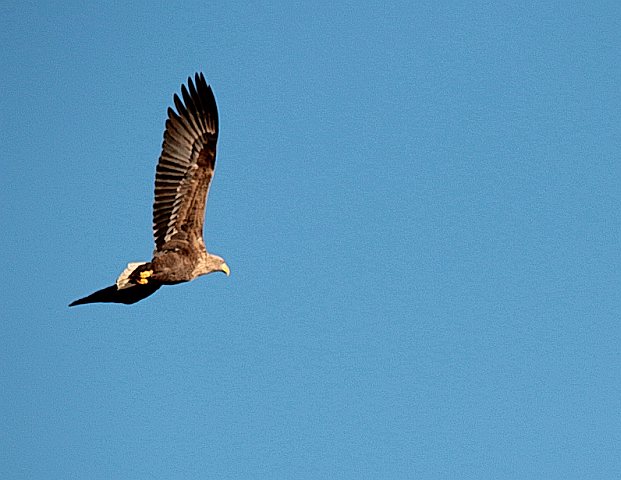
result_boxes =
[70,73,229,306]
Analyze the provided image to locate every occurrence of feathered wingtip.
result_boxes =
[69,283,161,306]
[170,72,218,134]
[69,285,119,306]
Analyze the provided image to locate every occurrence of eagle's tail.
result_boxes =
[116,262,149,289]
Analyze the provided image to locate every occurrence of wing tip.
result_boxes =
[170,72,218,134]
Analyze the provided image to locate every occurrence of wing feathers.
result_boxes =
[152,73,219,251]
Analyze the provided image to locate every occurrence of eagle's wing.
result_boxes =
[153,73,219,252]
[69,283,161,306]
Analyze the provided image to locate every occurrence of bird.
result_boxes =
[70,73,229,306]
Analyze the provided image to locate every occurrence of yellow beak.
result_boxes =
[221,263,230,277]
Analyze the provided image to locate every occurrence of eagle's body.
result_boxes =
[70,73,229,307]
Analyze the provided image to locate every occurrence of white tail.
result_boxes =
[116,262,147,290]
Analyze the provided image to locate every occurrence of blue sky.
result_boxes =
[1,1,619,478]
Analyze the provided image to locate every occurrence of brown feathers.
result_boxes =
[153,73,219,251]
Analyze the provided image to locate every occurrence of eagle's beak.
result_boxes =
[221,263,230,277]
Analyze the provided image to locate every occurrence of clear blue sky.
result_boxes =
[1,1,619,478]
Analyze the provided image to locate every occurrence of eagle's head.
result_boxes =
[202,254,230,277]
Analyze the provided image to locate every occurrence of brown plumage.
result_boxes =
[70,73,229,307]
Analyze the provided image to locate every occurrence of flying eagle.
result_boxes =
[70,73,229,306]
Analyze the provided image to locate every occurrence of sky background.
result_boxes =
[1,1,619,478]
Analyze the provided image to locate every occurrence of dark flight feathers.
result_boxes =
[69,283,161,306]
[153,72,219,251]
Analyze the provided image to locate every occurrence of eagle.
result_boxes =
[70,73,229,306]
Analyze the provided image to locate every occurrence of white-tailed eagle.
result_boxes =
[70,73,229,306]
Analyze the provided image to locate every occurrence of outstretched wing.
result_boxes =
[153,73,219,251]
[69,283,161,306]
